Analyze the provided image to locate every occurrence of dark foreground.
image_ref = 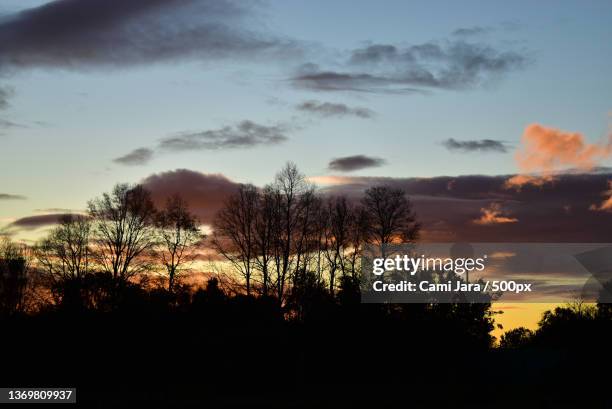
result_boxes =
[3,299,612,409]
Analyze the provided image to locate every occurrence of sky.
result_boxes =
[0,0,611,333]
[1,0,611,225]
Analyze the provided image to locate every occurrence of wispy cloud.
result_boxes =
[328,155,387,172]
[452,26,492,37]
[113,147,154,166]
[0,193,26,200]
[292,39,527,93]
[113,120,292,166]
[0,119,25,129]
[296,100,374,118]
[443,138,508,153]
[0,86,13,110]
[159,120,289,152]
[35,208,82,213]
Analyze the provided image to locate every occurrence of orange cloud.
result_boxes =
[473,203,518,225]
[306,175,356,185]
[505,124,612,189]
[504,174,553,189]
[590,180,612,213]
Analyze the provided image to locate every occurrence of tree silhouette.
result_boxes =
[500,327,533,348]
[155,194,202,292]
[88,184,156,282]
[35,214,92,281]
[0,237,30,316]
[361,185,420,246]
[212,184,258,295]
[269,162,316,302]
[34,214,93,309]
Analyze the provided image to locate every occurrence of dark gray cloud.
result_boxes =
[113,147,154,166]
[328,155,387,172]
[139,168,612,241]
[0,193,26,200]
[442,138,508,153]
[141,169,240,224]
[452,26,492,37]
[292,64,429,94]
[9,213,79,229]
[292,40,527,93]
[159,120,288,151]
[0,0,297,73]
[296,100,374,118]
[318,172,612,242]
[113,120,290,165]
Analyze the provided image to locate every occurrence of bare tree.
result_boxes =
[345,204,369,279]
[88,184,156,282]
[321,196,352,295]
[212,184,258,295]
[211,170,420,304]
[269,162,314,302]
[35,214,92,282]
[155,194,202,292]
[252,185,280,296]
[213,164,316,302]
[361,185,420,246]
[0,237,31,315]
[316,196,370,292]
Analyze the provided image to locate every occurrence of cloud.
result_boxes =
[442,138,508,153]
[35,208,81,213]
[291,65,430,94]
[473,202,518,225]
[296,100,374,118]
[315,171,612,242]
[452,26,492,37]
[9,213,80,230]
[141,169,240,224]
[113,147,154,166]
[328,155,387,172]
[292,39,527,93]
[0,0,297,73]
[590,180,612,213]
[505,124,612,189]
[0,86,18,132]
[0,119,23,129]
[504,174,553,189]
[159,120,289,151]
[114,120,291,165]
[0,86,14,110]
[0,193,26,200]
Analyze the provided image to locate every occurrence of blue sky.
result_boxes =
[1,0,611,236]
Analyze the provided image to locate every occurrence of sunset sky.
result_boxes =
[1,0,611,335]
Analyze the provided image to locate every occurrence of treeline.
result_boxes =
[2,162,611,350]
[1,184,201,315]
[500,300,612,349]
[0,163,422,318]
[211,163,419,301]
